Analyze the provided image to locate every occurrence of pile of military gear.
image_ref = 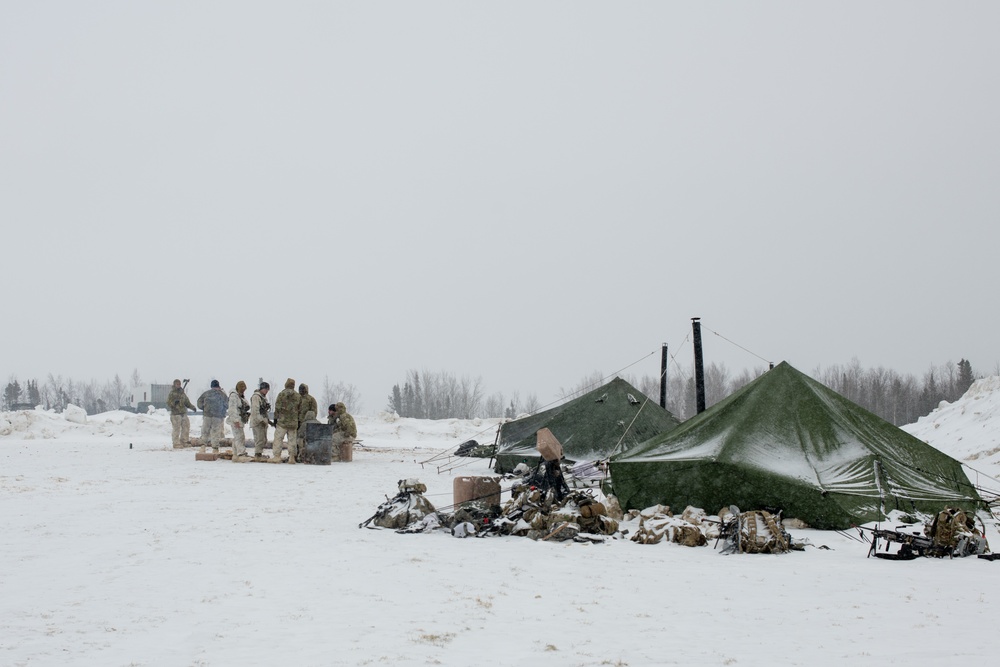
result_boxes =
[625,505,715,547]
[359,473,625,541]
[483,487,621,542]
[360,479,438,530]
[449,501,497,537]
[717,506,801,554]
[450,476,502,531]
[453,439,496,458]
[861,507,990,560]
[359,478,499,536]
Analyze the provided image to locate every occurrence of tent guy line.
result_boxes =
[703,324,774,367]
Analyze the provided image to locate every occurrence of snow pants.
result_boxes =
[297,411,317,450]
[202,416,224,449]
[251,423,269,457]
[230,420,247,456]
[170,414,190,447]
[273,424,297,460]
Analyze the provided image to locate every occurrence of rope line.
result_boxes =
[558,350,659,402]
[703,325,773,366]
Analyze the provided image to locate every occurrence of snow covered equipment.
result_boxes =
[861,508,989,559]
[718,507,795,554]
[628,505,712,547]
[862,526,945,560]
[490,488,619,541]
[926,507,988,555]
[542,521,580,541]
[451,521,477,538]
[359,479,437,530]
[454,439,494,458]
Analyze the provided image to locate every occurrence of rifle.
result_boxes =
[359,493,401,529]
[859,526,950,560]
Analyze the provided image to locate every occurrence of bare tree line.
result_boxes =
[382,358,983,424]
[387,369,541,419]
[2,369,364,418]
[3,369,142,414]
[318,376,362,415]
[610,357,978,426]
[3,358,986,427]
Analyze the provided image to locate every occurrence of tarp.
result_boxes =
[493,377,681,473]
[609,362,980,529]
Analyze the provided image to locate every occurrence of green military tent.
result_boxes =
[493,377,681,474]
[609,362,980,529]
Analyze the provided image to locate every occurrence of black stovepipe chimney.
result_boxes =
[659,343,668,409]
[692,318,706,414]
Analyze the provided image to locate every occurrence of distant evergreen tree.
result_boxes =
[918,370,942,415]
[3,377,21,410]
[387,384,403,415]
[957,359,975,396]
[412,374,424,418]
[403,382,414,418]
[27,379,40,406]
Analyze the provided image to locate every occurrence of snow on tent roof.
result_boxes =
[493,377,681,474]
[609,362,981,530]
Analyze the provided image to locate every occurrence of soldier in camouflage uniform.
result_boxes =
[296,383,318,453]
[167,378,196,447]
[249,382,271,460]
[329,401,357,459]
[269,378,302,464]
[227,380,251,462]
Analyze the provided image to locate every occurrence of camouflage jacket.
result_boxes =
[332,402,357,439]
[274,388,301,429]
[249,390,270,427]
[167,387,195,415]
[298,393,318,422]
[197,387,228,419]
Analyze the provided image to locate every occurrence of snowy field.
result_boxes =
[3,384,1000,667]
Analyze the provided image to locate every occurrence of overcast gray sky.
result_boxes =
[2,2,998,411]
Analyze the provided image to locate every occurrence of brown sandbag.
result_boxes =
[580,502,607,519]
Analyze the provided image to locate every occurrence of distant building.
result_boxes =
[149,383,172,409]
[132,383,175,413]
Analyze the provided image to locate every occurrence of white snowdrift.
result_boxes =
[903,376,1000,494]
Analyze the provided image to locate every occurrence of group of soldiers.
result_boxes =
[166,377,357,464]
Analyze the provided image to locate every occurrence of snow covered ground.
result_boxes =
[2,389,1000,667]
